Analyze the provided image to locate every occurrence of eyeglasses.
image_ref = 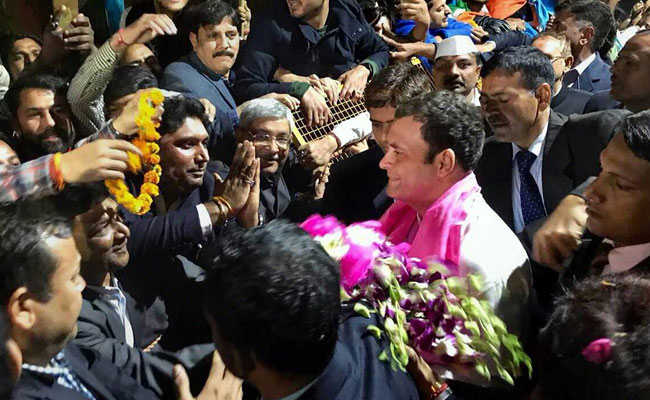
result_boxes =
[248,131,291,149]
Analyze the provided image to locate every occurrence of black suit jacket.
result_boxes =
[75,286,213,400]
[583,90,624,113]
[12,343,159,400]
[321,146,391,224]
[575,53,612,93]
[476,110,628,232]
[299,308,419,400]
[561,235,650,289]
[551,86,592,116]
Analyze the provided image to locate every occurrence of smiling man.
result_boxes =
[162,0,241,146]
[4,74,74,162]
[562,111,650,285]
[378,92,531,372]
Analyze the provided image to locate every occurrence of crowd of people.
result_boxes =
[0,0,650,399]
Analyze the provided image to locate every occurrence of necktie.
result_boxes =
[515,150,546,226]
[589,241,615,276]
[562,69,580,89]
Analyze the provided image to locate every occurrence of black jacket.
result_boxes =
[233,0,389,102]
[551,86,592,116]
[12,343,159,400]
[476,110,626,232]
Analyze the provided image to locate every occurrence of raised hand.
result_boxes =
[298,135,338,170]
[114,13,177,53]
[237,159,260,228]
[300,87,331,128]
[213,141,258,213]
[63,14,95,54]
[112,89,165,135]
[338,65,370,102]
[59,140,143,183]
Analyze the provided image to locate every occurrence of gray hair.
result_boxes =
[239,98,295,132]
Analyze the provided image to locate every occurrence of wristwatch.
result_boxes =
[108,120,129,140]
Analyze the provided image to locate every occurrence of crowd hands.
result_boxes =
[2,0,650,400]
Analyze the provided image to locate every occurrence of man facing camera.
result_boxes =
[378,91,531,380]
[202,220,420,400]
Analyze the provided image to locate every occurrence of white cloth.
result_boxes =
[434,194,532,387]
[91,277,135,347]
[331,111,372,147]
[0,64,9,100]
[196,204,213,237]
[566,53,596,88]
[602,241,650,275]
[511,123,548,233]
[469,87,480,107]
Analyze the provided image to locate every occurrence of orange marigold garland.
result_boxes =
[105,89,164,215]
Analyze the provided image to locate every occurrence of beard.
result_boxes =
[22,126,72,157]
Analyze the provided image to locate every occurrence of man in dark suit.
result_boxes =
[552,0,615,93]
[476,46,618,234]
[72,190,216,399]
[319,61,433,224]
[201,220,419,400]
[161,1,241,154]
[561,110,650,287]
[0,210,160,400]
[532,32,593,116]
[584,30,650,113]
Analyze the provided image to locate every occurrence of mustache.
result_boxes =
[212,49,236,58]
[444,77,465,86]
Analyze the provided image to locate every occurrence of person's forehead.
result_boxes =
[46,235,80,274]
[435,53,477,66]
[171,116,209,139]
[369,106,396,122]
[621,35,650,59]
[603,134,650,184]
[388,116,425,146]
[482,71,525,93]
[0,140,16,156]
[251,117,290,133]
[125,44,154,60]
[201,18,238,34]
[18,88,56,107]
[532,37,562,56]
[12,38,41,52]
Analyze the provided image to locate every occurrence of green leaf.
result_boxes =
[354,302,372,318]
[464,321,480,337]
[496,365,515,386]
[367,324,383,340]
[378,350,389,361]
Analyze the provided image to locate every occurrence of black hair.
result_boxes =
[184,0,241,35]
[202,220,341,376]
[620,110,650,163]
[556,0,616,53]
[395,90,485,170]
[365,61,433,108]
[104,65,158,110]
[537,275,650,400]
[0,211,72,305]
[4,74,67,118]
[0,311,14,399]
[0,34,42,69]
[481,46,555,91]
[159,96,210,136]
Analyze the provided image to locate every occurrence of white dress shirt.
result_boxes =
[566,53,596,88]
[602,241,650,275]
[435,194,532,387]
[511,123,548,233]
[91,276,135,347]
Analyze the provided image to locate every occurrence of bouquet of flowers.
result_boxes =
[301,214,532,389]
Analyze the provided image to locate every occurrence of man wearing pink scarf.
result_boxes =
[379,92,531,386]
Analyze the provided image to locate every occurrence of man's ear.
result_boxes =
[189,32,199,51]
[564,55,574,73]
[580,26,595,46]
[435,148,457,178]
[7,287,37,332]
[535,83,553,110]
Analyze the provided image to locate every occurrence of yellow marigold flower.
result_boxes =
[145,154,161,165]
[127,151,142,173]
[141,183,160,196]
[144,171,161,184]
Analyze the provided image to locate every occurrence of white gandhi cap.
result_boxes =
[434,36,479,61]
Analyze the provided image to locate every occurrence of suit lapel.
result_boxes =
[541,111,571,213]
[83,290,127,343]
[123,286,144,347]
[577,68,594,92]
[66,344,117,400]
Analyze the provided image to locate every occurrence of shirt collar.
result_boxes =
[606,241,650,274]
[22,350,68,376]
[511,121,549,160]
[572,53,597,76]
[188,51,227,82]
[87,275,121,295]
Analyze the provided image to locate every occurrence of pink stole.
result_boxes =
[379,172,481,270]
